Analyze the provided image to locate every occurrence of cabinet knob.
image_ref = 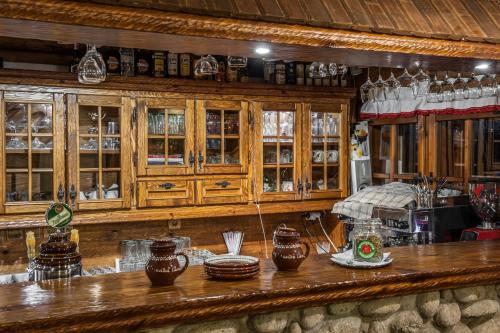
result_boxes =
[198,151,204,171]
[305,178,312,193]
[69,185,77,206]
[57,184,65,202]
[297,178,303,194]
[159,182,176,190]
[215,180,231,188]
[188,151,195,167]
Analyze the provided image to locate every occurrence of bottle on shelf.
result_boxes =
[239,67,249,83]
[296,63,305,85]
[70,43,81,74]
[226,58,238,82]
[275,61,286,85]
[179,53,192,78]
[305,64,313,86]
[167,52,179,77]
[136,49,151,76]
[215,58,226,82]
[285,61,296,85]
[152,51,166,78]
[322,75,331,87]
[119,48,135,77]
[105,47,121,76]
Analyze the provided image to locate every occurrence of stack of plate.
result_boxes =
[204,255,260,280]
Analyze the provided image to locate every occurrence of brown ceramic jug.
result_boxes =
[145,239,189,286]
[272,225,310,271]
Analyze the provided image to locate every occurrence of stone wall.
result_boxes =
[139,284,500,333]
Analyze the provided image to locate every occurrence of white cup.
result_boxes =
[79,191,87,201]
[312,150,324,163]
[327,150,339,162]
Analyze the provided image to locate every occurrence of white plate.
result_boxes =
[330,250,392,268]
[204,255,259,267]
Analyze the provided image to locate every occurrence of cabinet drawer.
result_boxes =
[196,177,248,205]
[137,179,195,208]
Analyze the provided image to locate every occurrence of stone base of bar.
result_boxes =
[140,284,500,333]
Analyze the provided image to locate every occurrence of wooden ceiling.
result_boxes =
[88,0,500,43]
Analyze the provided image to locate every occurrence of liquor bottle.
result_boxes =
[135,49,151,76]
[332,74,339,87]
[119,48,135,76]
[285,61,296,85]
[275,61,286,85]
[215,59,226,82]
[314,77,322,86]
[191,55,205,80]
[226,59,238,82]
[179,53,191,78]
[152,51,166,78]
[105,47,121,76]
[305,64,313,86]
[167,52,179,77]
[263,61,275,84]
[239,67,249,83]
[322,76,331,86]
[295,63,305,85]
[340,67,348,87]
[70,43,80,74]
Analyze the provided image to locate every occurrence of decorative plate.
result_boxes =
[330,250,393,269]
[204,255,259,268]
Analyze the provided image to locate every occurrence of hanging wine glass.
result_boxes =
[227,56,247,68]
[440,73,454,102]
[194,55,218,76]
[373,72,387,101]
[360,69,376,103]
[309,62,327,78]
[466,73,481,99]
[397,68,414,100]
[452,73,468,100]
[384,72,401,100]
[411,68,430,97]
[480,74,497,97]
[426,75,442,103]
[328,63,337,77]
[77,45,106,84]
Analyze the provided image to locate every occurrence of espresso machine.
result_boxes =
[460,179,500,241]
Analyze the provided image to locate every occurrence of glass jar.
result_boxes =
[352,219,383,263]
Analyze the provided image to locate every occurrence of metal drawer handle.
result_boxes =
[159,182,176,190]
[215,181,231,188]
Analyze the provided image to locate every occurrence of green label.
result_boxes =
[45,203,73,229]
[356,240,376,259]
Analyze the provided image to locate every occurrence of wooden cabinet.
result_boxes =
[196,100,248,175]
[196,175,248,205]
[254,102,303,202]
[137,178,195,208]
[302,103,348,199]
[0,91,65,214]
[137,98,195,176]
[67,94,132,210]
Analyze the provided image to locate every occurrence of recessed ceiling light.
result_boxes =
[255,47,270,55]
[475,63,490,70]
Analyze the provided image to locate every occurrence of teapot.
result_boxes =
[145,239,189,286]
[272,224,310,271]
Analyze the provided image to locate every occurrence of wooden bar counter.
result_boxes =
[1,241,500,333]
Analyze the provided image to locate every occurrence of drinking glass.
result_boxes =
[440,74,455,102]
[452,73,468,100]
[411,69,430,97]
[328,63,337,76]
[384,72,401,100]
[194,55,218,76]
[466,74,481,99]
[360,76,376,103]
[77,45,106,84]
[397,68,414,100]
[309,62,327,79]
[227,56,247,68]
[480,74,497,97]
[338,64,348,77]
[374,74,387,101]
[426,75,442,103]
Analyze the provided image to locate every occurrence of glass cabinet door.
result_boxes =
[435,120,465,181]
[137,98,195,176]
[67,95,131,210]
[302,103,347,199]
[471,117,500,178]
[196,100,248,174]
[255,102,301,202]
[370,124,392,185]
[1,92,65,214]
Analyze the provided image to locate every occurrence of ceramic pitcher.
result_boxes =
[145,239,189,286]
[272,225,310,271]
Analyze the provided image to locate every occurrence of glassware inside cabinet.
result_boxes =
[5,102,55,203]
[262,110,295,193]
[147,108,186,167]
[436,120,465,179]
[396,124,418,175]
[471,118,500,177]
[78,104,122,201]
[205,109,240,165]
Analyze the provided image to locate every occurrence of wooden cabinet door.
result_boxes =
[196,100,248,174]
[0,91,65,214]
[67,94,132,211]
[137,98,195,176]
[137,178,195,207]
[302,103,348,200]
[196,175,248,205]
[254,102,302,202]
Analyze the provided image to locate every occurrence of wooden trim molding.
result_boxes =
[0,0,498,60]
[0,241,499,333]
